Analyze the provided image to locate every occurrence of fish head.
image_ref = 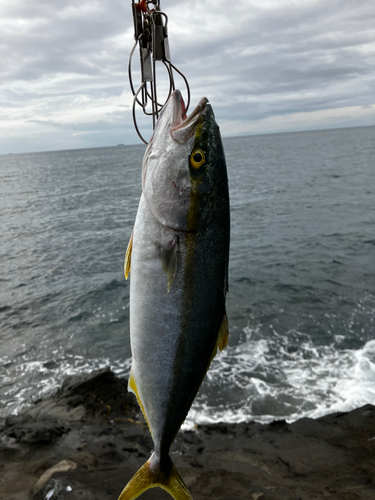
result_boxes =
[187,101,229,201]
[142,90,228,232]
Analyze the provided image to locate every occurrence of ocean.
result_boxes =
[1,125,375,426]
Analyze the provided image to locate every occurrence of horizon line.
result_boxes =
[1,122,374,157]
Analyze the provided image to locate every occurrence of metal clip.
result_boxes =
[129,0,190,144]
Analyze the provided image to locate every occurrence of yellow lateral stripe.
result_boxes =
[125,230,134,280]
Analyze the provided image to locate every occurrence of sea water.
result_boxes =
[1,126,374,425]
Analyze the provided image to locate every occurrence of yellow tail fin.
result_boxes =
[118,452,192,500]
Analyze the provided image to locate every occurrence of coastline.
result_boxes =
[1,368,375,500]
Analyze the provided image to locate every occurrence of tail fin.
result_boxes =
[118,452,192,500]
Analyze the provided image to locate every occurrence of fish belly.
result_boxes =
[129,194,185,446]
[129,194,226,454]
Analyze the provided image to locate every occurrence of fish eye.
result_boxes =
[190,149,205,169]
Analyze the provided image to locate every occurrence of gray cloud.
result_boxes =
[0,0,374,153]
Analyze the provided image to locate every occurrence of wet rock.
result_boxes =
[1,369,375,500]
[32,459,77,494]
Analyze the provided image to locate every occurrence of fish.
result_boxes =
[119,90,230,500]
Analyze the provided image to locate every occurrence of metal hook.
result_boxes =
[129,0,190,144]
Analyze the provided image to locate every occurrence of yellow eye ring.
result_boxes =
[190,149,205,169]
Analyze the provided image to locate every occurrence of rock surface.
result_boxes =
[1,368,375,500]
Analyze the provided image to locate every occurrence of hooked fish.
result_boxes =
[119,90,230,500]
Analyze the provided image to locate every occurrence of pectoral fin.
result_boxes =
[124,230,134,280]
[159,236,178,292]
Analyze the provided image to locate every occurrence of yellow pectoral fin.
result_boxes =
[165,252,177,292]
[124,230,134,280]
[218,311,229,352]
[159,237,178,292]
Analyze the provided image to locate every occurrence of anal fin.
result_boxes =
[128,369,152,436]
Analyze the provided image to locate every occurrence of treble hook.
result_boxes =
[129,0,191,144]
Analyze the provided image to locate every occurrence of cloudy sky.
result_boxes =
[1,0,374,154]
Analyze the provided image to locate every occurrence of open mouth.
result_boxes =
[170,91,208,143]
[172,93,208,130]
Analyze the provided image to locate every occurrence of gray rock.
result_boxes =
[1,369,375,500]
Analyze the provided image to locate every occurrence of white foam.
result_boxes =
[4,324,375,428]
[45,489,55,500]
[184,332,375,427]
[1,355,132,418]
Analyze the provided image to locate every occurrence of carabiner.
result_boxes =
[129,0,190,144]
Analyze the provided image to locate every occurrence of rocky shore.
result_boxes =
[1,368,375,500]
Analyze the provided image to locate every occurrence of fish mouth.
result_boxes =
[170,91,208,144]
[171,91,208,129]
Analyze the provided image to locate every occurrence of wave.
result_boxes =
[184,331,375,427]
